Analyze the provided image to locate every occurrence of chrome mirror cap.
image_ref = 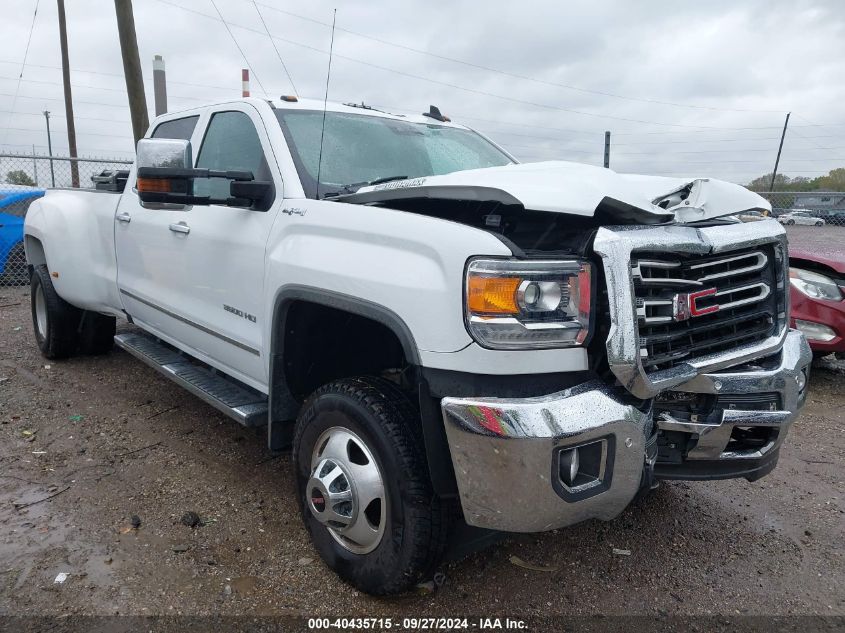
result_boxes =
[136,138,192,170]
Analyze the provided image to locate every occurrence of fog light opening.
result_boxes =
[559,447,580,487]
[556,438,608,494]
[796,368,808,393]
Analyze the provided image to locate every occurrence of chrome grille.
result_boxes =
[633,247,780,371]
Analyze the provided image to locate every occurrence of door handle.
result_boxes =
[116,212,131,223]
[169,222,190,235]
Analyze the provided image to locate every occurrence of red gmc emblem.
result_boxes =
[672,288,719,322]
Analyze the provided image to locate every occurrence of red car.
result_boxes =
[787,229,845,357]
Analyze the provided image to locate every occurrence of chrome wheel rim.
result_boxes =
[34,284,47,339]
[308,426,387,554]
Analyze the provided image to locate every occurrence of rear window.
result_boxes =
[152,115,200,141]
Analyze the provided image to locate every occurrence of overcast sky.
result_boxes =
[1,0,843,184]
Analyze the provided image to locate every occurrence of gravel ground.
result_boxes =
[0,289,843,619]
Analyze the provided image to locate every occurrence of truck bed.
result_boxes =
[24,188,124,315]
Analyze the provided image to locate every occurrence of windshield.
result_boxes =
[275,110,514,199]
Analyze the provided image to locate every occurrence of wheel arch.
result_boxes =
[267,285,421,448]
[24,234,47,269]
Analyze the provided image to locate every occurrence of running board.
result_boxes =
[114,332,268,427]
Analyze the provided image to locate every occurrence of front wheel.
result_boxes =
[293,376,450,595]
[815,221,823,227]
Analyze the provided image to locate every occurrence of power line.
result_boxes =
[500,142,597,154]
[5,75,842,150]
[1,0,39,146]
[249,1,785,115]
[473,129,601,145]
[637,169,832,175]
[371,102,604,137]
[209,0,269,96]
[0,59,245,93]
[613,146,845,156]
[2,63,804,143]
[0,74,216,102]
[611,157,845,164]
[612,137,782,146]
[0,90,210,111]
[1,124,138,138]
[0,145,134,157]
[152,0,787,132]
[0,109,128,123]
[252,0,298,95]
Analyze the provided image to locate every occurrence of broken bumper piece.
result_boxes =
[654,328,811,481]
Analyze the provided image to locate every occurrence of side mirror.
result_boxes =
[134,138,273,210]
[137,137,192,170]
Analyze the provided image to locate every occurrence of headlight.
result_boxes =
[465,258,592,349]
[789,267,843,301]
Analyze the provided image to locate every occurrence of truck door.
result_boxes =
[115,105,281,391]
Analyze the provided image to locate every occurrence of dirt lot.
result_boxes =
[0,289,843,619]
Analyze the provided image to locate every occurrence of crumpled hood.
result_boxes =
[337,161,771,224]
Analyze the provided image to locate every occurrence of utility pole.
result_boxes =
[604,131,611,168]
[32,144,38,187]
[770,112,791,192]
[43,111,55,188]
[114,0,148,145]
[57,0,79,187]
[152,55,167,116]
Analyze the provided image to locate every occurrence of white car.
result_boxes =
[778,211,825,226]
[22,97,811,594]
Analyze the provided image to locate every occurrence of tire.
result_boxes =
[78,311,116,355]
[787,219,795,225]
[815,221,823,227]
[30,264,82,359]
[293,376,450,595]
[1,242,28,286]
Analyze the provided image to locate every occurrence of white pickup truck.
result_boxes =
[24,96,811,594]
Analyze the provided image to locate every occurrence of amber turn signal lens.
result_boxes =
[136,177,172,193]
[467,276,521,315]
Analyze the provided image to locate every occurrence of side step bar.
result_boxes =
[114,332,268,427]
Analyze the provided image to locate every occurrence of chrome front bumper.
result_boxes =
[440,329,811,533]
[441,381,653,532]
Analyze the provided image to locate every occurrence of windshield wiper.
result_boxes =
[327,175,410,198]
[367,175,408,186]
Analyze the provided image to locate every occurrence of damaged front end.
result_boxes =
[336,162,773,253]
[342,161,804,533]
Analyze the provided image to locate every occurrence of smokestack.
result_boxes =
[153,55,167,116]
[242,68,250,98]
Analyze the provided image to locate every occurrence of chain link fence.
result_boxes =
[756,192,845,268]
[758,191,845,227]
[0,152,132,286]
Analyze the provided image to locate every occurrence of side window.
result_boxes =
[151,115,199,140]
[195,111,271,201]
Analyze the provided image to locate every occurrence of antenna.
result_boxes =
[315,9,337,199]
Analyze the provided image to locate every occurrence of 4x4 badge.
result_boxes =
[672,287,719,322]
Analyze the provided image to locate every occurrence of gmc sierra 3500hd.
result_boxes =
[23,97,811,595]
